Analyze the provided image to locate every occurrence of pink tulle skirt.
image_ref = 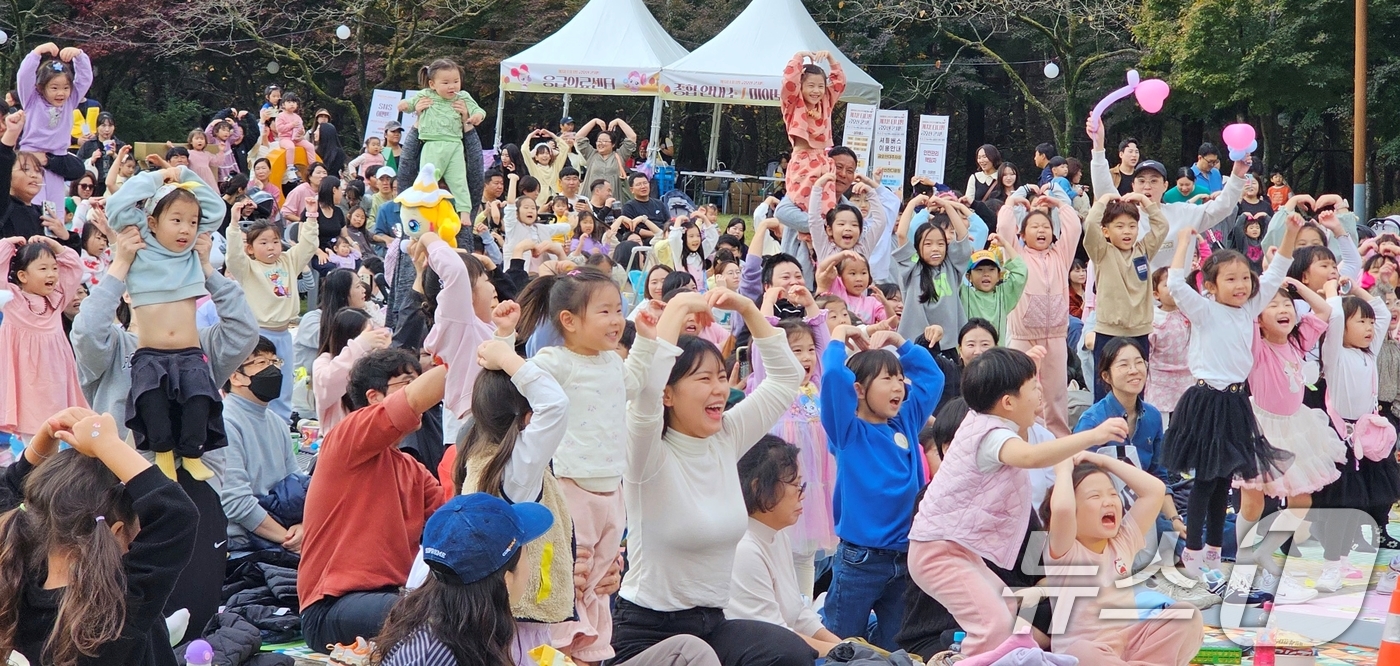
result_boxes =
[772,386,838,557]
[1234,401,1346,498]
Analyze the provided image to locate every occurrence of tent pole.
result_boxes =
[562,93,572,121]
[493,89,506,149]
[648,97,664,165]
[707,103,722,171]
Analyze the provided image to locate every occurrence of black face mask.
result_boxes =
[245,365,283,403]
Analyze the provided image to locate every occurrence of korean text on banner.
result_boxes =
[364,90,405,144]
[842,104,877,175]
[872,110,908,192]
[915,115,950,184]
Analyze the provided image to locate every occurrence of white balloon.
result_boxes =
[1043,62,1060,79]
[267,61,281,74]
[336,24,351,40]
[0,30,8,45]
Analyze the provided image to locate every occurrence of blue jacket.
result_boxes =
[1074,392,1168,481]
[821,340,944,551]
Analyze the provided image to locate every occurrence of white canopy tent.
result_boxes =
[494,0,688,153]
[657,0,882,169]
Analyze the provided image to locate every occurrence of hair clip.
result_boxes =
[566,269,582,277]
[49,61,65,72]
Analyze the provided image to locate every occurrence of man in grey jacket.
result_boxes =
[222,337,304,552]
[70,227,259,434]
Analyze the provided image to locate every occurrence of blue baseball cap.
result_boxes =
[421,493,553,584]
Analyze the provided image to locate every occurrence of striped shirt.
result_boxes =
[381,629,458,666]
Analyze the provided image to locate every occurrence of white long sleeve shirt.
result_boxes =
[532,345,646,491]
[1091,149,1244,271]
[1322,294,1391,420]
[620,333,803,611]
[1168,258,1289,389]
[726,518,826,637]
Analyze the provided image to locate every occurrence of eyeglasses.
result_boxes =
[387,376,417,390]
[787,480,808,497]
[239,357,283,373]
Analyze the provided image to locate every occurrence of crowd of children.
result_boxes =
[2,42,1399,666]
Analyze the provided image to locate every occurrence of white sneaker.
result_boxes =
[1258,570,1319,605]
[1316,562,1345,593]
[1378,556,1400,595]
[1145,571,1222,609]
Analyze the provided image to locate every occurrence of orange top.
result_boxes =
[781,54,846,149]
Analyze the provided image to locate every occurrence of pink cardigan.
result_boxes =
[314,338,369,434]
[995,200,1081,341]
[421,239,513,419]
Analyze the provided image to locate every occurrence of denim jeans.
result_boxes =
[821,540,908,650]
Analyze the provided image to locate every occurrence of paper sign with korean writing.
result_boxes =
[872,109,908,191]
[842,104,877,176]
[364,89,405,144]
[915,115,950,184]
[500,63,662,96]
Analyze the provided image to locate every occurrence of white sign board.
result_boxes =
[915,114,950,184]
[872,109,908,192]
[398,91,418,137]
[364,89,405,144]
[842,103,877,175]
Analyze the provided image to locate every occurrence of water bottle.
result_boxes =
[185,639,214,666]
[949,631,966,654]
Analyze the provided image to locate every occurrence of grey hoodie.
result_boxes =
[69,271,260,437]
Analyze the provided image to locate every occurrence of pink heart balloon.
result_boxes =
[1134,79,1170,113]
[1221,123,1256,151]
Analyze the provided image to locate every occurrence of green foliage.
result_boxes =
[101,88,205,143]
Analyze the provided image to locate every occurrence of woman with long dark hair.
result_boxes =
[963,144,1002,204]
[612,290,816,665]
[312,307,390,433]
[316,122,348,178]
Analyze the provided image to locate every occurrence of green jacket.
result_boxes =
[959,255,1028,343]
[407,89,484,142]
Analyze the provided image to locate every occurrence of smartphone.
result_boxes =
[735,345,751,378]
[611,203,623,217]
[42,201,58,220]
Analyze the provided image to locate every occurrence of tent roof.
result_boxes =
[499,0,688,95]
[658,0,881,105]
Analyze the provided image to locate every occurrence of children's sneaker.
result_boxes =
[327,637,374,666]
[1257,569,1318,605]
[1144,572,1222,609]
[1213,569,1273,607]
[1315,562,1345,593]
[1378,555,1400,595]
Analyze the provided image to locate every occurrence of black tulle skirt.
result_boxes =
[1312,428,1400,509]
[1162,381,1293,481]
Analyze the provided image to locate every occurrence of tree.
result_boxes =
[839,0,1140,152]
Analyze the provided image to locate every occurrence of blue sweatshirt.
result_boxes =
[820,340,944,551]
[106,167,225,307]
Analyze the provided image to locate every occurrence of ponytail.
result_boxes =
[0,451,134,666]
[0,506,37,663]
[514,267,618,342]
[455,369,532,497]
[417,66,431,89]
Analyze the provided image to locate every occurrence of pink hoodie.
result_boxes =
[995,200,1081,341]
[422,239,514,419]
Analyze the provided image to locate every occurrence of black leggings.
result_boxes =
[1186,476,1231,550]
[1313,505,1392,560]
[135,390,214,458]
